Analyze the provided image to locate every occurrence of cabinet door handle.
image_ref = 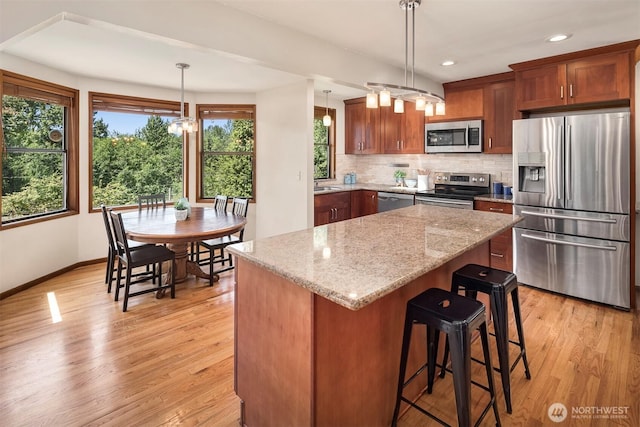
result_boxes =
[489,207,504,212]
[560,85,564,99]
[569,84,573,98]
[490,252,505,258]
[488,137,492,148]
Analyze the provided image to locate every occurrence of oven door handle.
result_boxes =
[417,198,472,207]
[521,233,617,251]
[520,210,617,224]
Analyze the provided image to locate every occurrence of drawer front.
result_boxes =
[475,200,513,214]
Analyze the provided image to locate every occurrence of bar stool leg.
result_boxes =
[448,329,473,427]
[426,325,440,394]
[490,288,513,414]
[392,314,415,427]
[479,322,502,427]
[511,287,532,379]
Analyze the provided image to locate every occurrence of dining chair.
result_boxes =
[190,195,229,263]
[138,193,166,210]
[100,204,158,293]
[109,210,176,312]
[198,198,249,285]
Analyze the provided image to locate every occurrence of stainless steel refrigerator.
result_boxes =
[512,111,630,309]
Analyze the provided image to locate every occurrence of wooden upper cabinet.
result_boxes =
[381,100,424,154]
[483,80,516,154]
[402,105,425,154]
[566,52,630,105]
[344,98,380,154]
[513,64,566,111]
[426,87,483,123]
[512,43,635,111]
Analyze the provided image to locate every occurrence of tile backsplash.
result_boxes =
[334,153,513,189]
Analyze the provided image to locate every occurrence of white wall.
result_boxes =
[255,81,314,238]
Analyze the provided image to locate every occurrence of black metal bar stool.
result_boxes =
[392,287,501,427]
[440,264,532,414]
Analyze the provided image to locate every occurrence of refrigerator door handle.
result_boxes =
[566,124,572,201]
[557,124,564,202]
[521,233,617,251]
[520,210,617,224]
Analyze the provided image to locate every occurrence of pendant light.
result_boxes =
[322,90,332,127]
[168,63,198,135]
[365,0,445,114]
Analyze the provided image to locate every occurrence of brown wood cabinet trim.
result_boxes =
[509,40,639,71]
[443,71,515,90]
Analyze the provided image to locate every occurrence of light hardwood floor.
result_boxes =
[1,263,638,426]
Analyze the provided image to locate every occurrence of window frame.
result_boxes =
[88,92,189,212]
[196,104,256,203]
[0,70,79,230]
[313,105,336,181]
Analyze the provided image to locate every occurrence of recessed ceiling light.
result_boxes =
[547,34,571,42]
[441,60,455,66]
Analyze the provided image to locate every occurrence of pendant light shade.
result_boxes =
[364,0,445,114]
[380,89,392,107]
[424,102,434,117]
[435,101,446,116]
[366,92,378,109]
[322,90,332,127]
[168,63,198,136]
[394,98,405,113]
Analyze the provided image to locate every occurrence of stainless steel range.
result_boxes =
[415,172,490,210]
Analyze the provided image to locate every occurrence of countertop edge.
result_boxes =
[228,209,523,311]
[315,183,514,204]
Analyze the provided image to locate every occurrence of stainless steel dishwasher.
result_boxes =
[377,192,414,212]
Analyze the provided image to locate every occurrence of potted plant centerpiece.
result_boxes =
[174,198,189,221]
[394,170,407,186]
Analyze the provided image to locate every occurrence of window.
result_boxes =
[1,70,79,227]
[90,93,186,209]
[313,106,335,180]
[197,105,255,201]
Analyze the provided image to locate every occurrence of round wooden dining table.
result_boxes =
[121,206,246,286]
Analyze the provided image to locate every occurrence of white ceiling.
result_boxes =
[1,0,639,100]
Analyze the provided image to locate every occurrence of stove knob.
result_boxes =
[471,177,478,182]
[478,177,485,183]
[442,176,448,181]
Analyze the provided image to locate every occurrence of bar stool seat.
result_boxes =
[441,264,532,414]
[392,287,501,427]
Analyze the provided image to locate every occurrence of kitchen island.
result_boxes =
[227,204,522,427]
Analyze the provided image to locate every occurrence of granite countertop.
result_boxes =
[314,183,419,195]
[228,205,522,311]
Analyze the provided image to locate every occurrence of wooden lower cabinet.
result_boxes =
[350,190,378,218]
[314,192,351,226]
[474,200,513,271]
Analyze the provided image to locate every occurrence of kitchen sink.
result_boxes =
[314,186,342,192]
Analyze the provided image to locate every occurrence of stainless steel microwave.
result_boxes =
[425,120,483,153]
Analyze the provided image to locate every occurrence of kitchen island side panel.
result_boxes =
[234,243,489,426]
[313,242,489,427]
[235,258,314,427]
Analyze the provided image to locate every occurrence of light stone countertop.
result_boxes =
[228,204,522,311]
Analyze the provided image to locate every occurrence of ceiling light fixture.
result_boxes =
[322,90,332,126]
[365,0,445,115]
[547,34,571,43]
[168,63,198,135]
[441,60,456,66]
